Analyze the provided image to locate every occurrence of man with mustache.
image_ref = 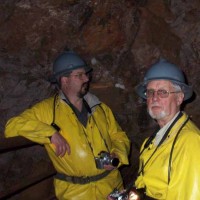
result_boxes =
[5,51,130,200]
[132,59,200,200]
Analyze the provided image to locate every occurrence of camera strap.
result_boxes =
[167,115,189,183]
[122,114,190,200]
[125,112,189,197]
[51,93,111,159]
[51,93,61,131]
[138,112,183,176]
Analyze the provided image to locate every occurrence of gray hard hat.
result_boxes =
[135,58,193,101]
[49,51,92,83]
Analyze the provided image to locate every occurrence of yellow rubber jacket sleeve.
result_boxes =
[5,97,56,144]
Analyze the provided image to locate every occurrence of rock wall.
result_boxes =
[0,0,200,199]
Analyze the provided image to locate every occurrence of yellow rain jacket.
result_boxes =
[135,112,200,200]
[5,92,130,200]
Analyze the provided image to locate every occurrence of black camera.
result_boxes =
[95,151,119,169]
[108,188,128,200]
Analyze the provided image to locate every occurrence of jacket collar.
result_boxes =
[59,91,101,112]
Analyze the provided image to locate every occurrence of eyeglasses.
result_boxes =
[68,72,91,80]
[145,89,181,98]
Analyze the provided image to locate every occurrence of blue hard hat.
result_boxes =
[135,58,193,101]
[49,51,92,83]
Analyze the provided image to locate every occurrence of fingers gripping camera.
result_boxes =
[95,151,119,169]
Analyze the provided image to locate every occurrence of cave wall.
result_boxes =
[0,0,200,199]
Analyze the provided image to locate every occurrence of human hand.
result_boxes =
[107,195,113,200]
[128,191,140,200]
[50,132,70,157]
[104,164,116,171]
[128,187,144,200]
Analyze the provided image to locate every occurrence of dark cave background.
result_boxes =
[0,0,200,199]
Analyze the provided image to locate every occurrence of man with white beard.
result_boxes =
[132,59,200,200]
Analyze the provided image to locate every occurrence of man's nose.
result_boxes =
[152,91,159,100]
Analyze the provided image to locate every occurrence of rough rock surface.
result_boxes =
[0,0,200,198]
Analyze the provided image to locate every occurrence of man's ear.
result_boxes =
[60,76,68,85]
[60,76,69,90]
[177,92,184,106]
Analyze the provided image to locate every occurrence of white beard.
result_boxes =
[148,109,168,120]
